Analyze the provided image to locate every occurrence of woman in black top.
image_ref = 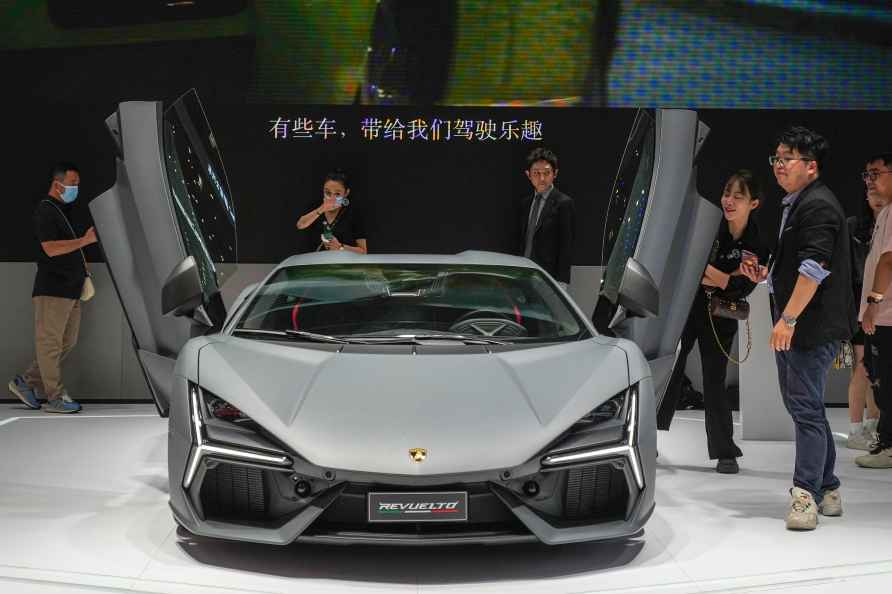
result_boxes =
[845,191,884,449]
[296,171,368,253]
[657,170,768,474]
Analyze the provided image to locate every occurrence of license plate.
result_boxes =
[368,491,468,522]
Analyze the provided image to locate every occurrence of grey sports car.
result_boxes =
[90,92,719,545]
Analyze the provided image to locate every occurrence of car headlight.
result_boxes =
[541,384,644,490]
[184,383,292,490]
[570,390,628,432]
[540,386,632,458]
[202,389,252,424]
[196,387,263,434]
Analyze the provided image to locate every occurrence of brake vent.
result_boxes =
[563,464,627,521]
[200,463,267,520]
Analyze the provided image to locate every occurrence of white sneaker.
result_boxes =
[855,445,892,469]
[847,430,876,451]
[818,489,842,516]
[786,487,818,530]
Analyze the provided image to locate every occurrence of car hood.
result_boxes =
[197,337,631,475]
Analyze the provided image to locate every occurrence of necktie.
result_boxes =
[524,194,543,257]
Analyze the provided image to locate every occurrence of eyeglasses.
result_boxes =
[862,170,892,182]
[769,155,812,168]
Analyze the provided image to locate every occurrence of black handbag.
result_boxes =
[705,290,751,364]
[707,292,750,321]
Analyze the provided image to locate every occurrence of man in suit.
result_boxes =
[518,147,575,285]
[742,126,855,531]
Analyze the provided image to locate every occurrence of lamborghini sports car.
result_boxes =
[90,91,720,545]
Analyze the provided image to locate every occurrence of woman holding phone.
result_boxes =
[296,170,368,253]
[657,170,767,473]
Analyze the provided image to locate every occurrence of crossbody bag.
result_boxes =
[705,289,751,365]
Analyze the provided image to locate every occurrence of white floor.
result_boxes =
[1,404,890,594]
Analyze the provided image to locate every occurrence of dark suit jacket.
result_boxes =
[769,178,856,348]
[518,187,575,283]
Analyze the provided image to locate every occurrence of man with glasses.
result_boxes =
[742,126,855,531]
[518,147,575,286]
[855,153,892,469]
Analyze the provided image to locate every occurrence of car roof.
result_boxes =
[276,250,541,270]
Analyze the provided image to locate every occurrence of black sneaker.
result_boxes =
[716,458,739,474]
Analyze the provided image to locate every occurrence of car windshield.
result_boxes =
[234,263,588,342]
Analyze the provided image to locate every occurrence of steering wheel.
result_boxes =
[448,309,528,337]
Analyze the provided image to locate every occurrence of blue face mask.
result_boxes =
[60,184,79,203]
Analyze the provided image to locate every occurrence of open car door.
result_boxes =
[90,90,236,416]
[594,109,721,409]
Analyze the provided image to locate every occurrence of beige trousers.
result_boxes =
[23,296,81,400]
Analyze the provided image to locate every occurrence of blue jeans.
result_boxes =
[774,341,840,502]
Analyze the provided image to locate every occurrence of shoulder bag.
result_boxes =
[705,290,751,364]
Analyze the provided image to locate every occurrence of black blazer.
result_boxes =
[518,188,575,283]
[768,178,856,348]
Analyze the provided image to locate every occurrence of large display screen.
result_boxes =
[2,0,891,108]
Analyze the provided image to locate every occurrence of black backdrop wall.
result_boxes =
[5,102,637,264]
[5,100,889,268]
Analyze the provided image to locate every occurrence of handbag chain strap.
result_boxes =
[706,294,752,365]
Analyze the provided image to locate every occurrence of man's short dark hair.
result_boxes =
[50,161,80,182]
[866,152,892,169]
[774,126,829,172]
[526,147,558,171]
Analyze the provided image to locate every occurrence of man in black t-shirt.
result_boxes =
[8,162,97,413]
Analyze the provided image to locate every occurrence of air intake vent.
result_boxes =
[200,463,267,520]
[563,464,627,521]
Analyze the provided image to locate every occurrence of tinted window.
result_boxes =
[236,264,588,342]
[162,89,237,299]
[600,109,656,303]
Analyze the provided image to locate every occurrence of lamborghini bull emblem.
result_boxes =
[409,448,427,463]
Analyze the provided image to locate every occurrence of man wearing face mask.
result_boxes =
[8,162,97,413]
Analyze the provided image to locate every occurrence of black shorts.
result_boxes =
[852,324,865,346]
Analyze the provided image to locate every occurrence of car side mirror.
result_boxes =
[616,257,659,318]
[162,256,205,320]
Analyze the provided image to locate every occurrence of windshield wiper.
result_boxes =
[410,333,510,345]
[350,333,509,345]
[233,329,509,346]
[232,328,353,344]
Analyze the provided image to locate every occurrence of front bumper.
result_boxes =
[169,382,656,545]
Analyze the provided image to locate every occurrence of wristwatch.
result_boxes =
[867,293,885,305]
[781,314,798,327]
